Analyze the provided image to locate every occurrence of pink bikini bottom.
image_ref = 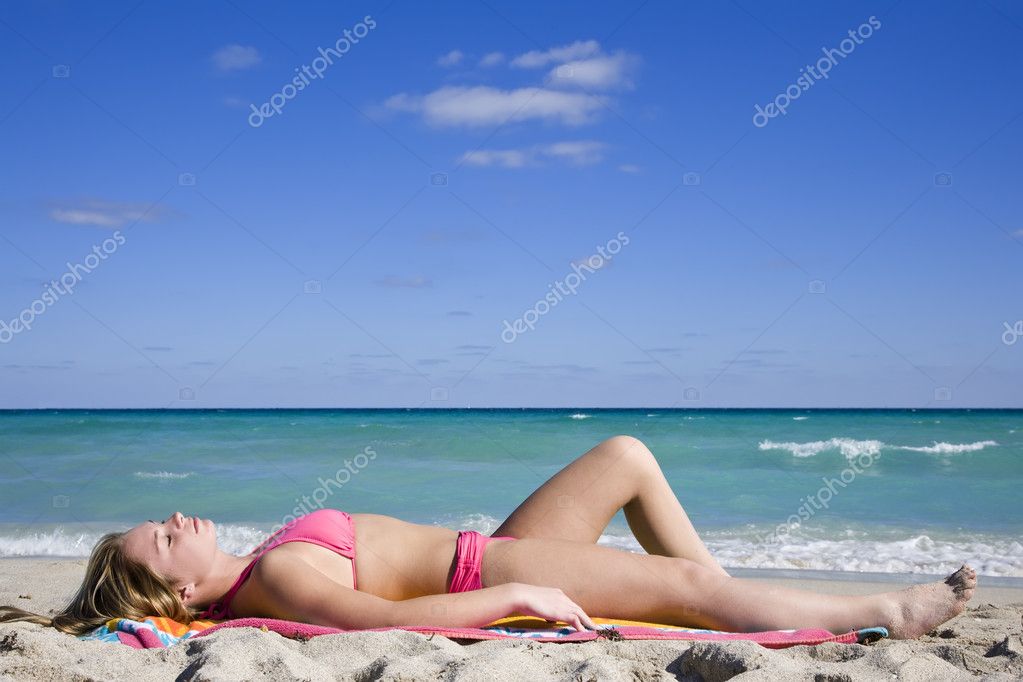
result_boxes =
[448,530,515,593]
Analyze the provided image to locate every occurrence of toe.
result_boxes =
[945,565,974,588]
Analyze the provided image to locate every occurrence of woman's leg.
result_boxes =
[493,435,728,575]
[483,538,977,639]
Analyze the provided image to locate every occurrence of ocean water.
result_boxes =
[1,408,1020,577]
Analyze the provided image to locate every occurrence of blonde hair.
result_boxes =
[0,532,197,636]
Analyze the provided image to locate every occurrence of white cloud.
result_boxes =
[1013,228,1023,237]
[548,53,637,90]
[386,86,605,127]
[511,40,600,68]
[618,164,641,174]
[479,52,505,67]
[437,49,464,67]
[460,149,531,168]
[375,275,433,289]
[49,199,167,227]
[460,141,605,168]
[542,141,605,165]
[211,44,261,73]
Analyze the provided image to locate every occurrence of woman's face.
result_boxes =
[122,512,218,595]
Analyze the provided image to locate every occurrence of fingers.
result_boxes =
[566,600,596,631]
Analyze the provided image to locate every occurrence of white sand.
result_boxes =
[2,559,1021,681]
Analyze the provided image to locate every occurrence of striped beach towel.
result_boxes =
[83,615,888,649]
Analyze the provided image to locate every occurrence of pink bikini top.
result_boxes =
[200,509,357,620]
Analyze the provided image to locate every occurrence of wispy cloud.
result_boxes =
[523,362,597,373]
[447,310,474,317]
[479,51,505,67]
[212,44,261,73]
[386,86,605,127]
[385,40,637,128]
[437,49,464,67]
[548,52,638,90]
[460,148,530,168]
[49,199,168,227]
[543,140,605,165]
[4,363,73,371]
[375,275,433,289]
[618,163,641,174]
[511,40,601,68]
[460,140,605,168]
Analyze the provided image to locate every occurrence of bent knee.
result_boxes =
[601,435,657,468]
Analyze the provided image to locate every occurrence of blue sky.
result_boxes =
[1,0,1021,408]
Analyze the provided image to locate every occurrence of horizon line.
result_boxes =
[1,406,1020,412]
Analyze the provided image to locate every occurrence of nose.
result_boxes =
[169,512,184,528]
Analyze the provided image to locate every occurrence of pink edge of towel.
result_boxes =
[114,631,144,648]
[194,618,859,647]
[115,628,169,649]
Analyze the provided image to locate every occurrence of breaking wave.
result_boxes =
[758,438,998,460]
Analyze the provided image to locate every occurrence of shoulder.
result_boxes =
[250,544,306,587]
[242,548,330,620]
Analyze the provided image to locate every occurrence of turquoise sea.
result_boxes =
[1,408,1020,577]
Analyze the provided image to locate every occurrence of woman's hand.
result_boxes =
[508,583,597,631]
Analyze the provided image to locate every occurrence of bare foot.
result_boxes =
[882,564,977,639]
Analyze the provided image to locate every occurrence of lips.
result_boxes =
[193,517,199,532]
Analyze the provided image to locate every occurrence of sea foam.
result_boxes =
[758,438,998,460]
[0,524,268,558]
[758,438,884,459]
[133,471,195,479]
[597,528,1023,577]
[897,440,999,454]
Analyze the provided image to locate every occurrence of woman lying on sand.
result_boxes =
[1,436,975,638]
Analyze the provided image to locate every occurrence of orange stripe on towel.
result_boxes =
[487,616,691,631]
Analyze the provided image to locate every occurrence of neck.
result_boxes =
[193,550,253,611]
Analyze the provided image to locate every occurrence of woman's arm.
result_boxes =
[390,583,595,631]
[254,552,595,630]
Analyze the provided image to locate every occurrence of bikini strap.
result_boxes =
[200,523,294,619]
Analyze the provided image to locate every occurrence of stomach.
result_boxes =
[350,513,460,599]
